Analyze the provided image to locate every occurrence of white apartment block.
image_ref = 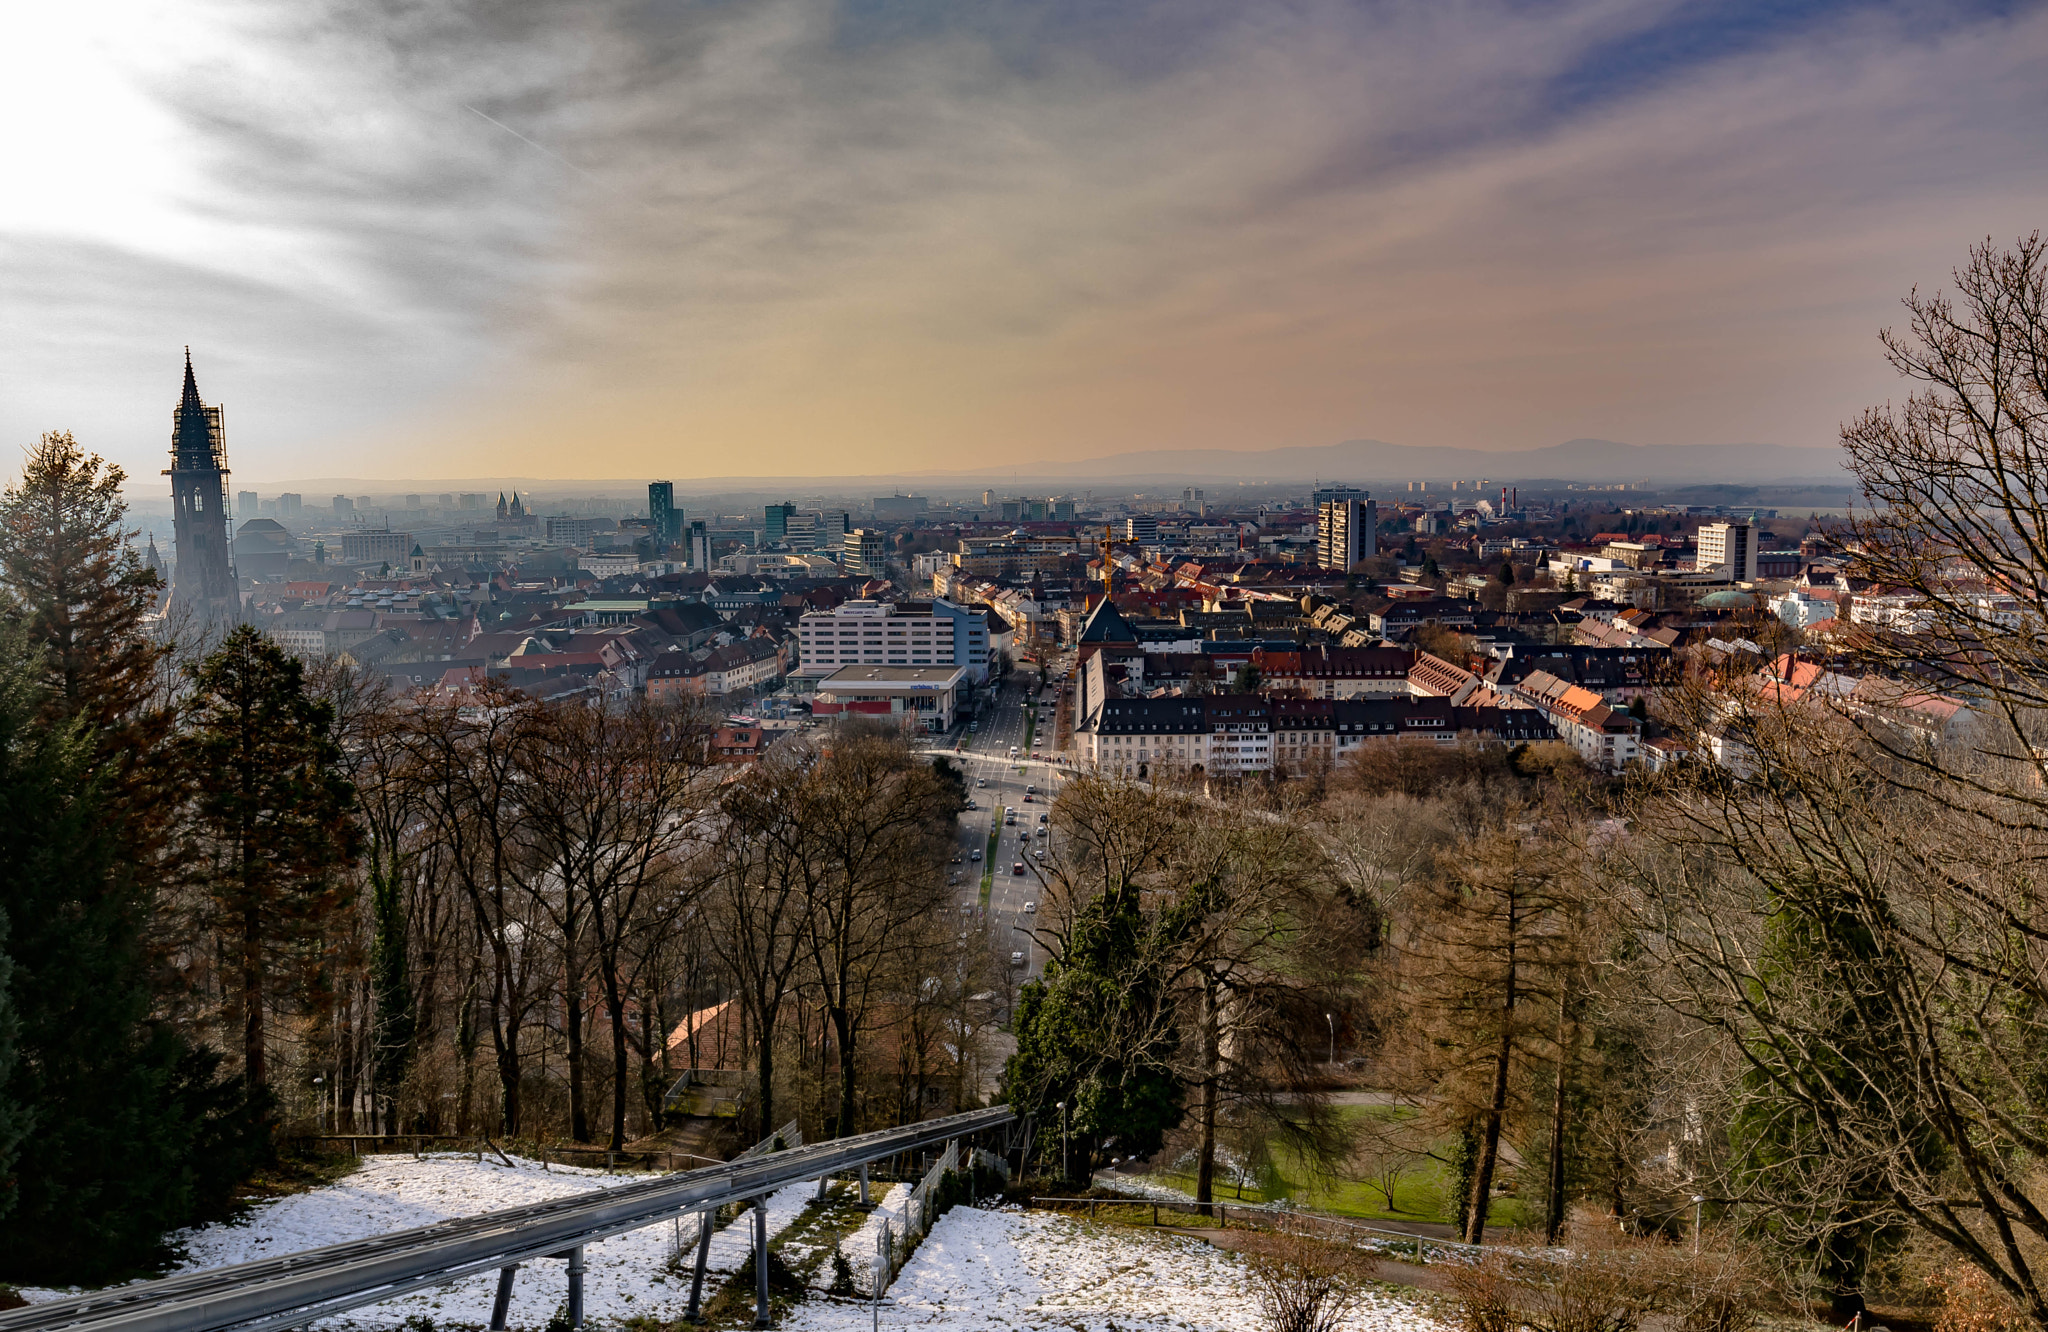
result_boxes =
[794,598,990,684]
[1697,522,1757,583]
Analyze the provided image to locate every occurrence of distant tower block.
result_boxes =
[164,350,238,630]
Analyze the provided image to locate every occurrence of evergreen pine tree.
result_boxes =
[178,627,359,1092]
[1003,882,1183,1181]
[0,432,167,737]
[0,625,262,1281]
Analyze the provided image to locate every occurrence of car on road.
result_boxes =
[1010,952,1026,967]
[970,848,982,861]
[1033,849,1045,860]
[1023,900,1037,913]
[1013,861,1026,875]
[1026,784,1036,794]
[1005,812,1016,825]
[1039,813,1049,823]
[976,777,987,787]
[1009,745,1020,757]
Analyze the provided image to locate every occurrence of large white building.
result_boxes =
[1697,522,1757,583]
[794,598,991,684]
[810,665,967,732]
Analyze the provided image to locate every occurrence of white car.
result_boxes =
[1023,900,1037,913]
[1010,951,1026,967]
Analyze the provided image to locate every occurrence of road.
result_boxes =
[938,670,1071,993]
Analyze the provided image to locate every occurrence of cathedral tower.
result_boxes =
[164,350,237,628]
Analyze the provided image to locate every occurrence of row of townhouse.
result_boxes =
[1506,669,1641,770]
[1249,644,1413,698]
[646,637,788,700]
[1075,692,1558,778]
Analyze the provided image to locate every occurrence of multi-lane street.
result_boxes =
[940,669,1069,989]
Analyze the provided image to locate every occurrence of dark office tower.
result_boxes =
[649,481,684,546]
[764,501,796,543]
[164,350,237,628]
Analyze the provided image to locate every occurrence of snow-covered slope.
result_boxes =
[21,1155,1444,1330]
[792,1206,1443,1332]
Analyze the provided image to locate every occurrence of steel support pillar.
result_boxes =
[753,1198,771,1328]
[566,1247,585,1329]
[489,1265,518,1331]
[686,1212,713,1322]
[859,1163,869,1204]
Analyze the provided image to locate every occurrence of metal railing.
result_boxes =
[0,1107,1013,1332]
[1027,1194,1487,1263]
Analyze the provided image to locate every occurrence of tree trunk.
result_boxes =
[566,954,590,1143]
[1467,1021,1512,1245]
[832,1005,857,1138]
[242,901,267,1091]
[1544,1008,1574,1245]
[1194,978,1220,1210]
[488,947,522,1138]
[606,989,630,1152]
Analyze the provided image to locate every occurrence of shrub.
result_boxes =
[1927,1262,2028,1332]
[1240,1229,1372,1332]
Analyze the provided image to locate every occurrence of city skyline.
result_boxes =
[4,1,2045,485]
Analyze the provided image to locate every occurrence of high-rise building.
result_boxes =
[166,351,237,628]
[764,501,796,544]
[844,527,888,575]
[237,490,258,517]
[1698,521,1757,582]
[1312,484,1368,507]
[1123,514,1159,544]
[649,481,684,546]
[405,494,422,509]
[1317,495,1377,570]
[687,520,710,570]
[332,495,355,514]
[1182,487,1206,515]
[438,493,454,508]
[1053,498,1076,521]
[981,489,997,509]
[278,492,302,516]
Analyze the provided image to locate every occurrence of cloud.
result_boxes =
[2,0,2045,483]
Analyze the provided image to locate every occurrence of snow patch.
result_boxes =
[786,1205,1444,1332]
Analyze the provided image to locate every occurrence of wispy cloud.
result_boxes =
[2,0,2044,482]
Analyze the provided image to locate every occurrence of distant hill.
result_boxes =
[919,437,1848,485]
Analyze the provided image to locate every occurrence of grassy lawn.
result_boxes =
[1138,1105,1530,1231]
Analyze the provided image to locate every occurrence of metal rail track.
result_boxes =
[1,1107,1015,1332]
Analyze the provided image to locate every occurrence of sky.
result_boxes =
[0,0,2044,485]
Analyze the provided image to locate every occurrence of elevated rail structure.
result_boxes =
[0,1106,1018,1332]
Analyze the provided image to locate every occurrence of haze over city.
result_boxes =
[5,0,2045,484]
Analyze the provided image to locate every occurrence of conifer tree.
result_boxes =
[178,627,359,1092]
[0,624,260,1282]
[0,432,166,737]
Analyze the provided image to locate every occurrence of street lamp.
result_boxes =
[1325,1013,1335,1065]
[1056,1100,1069,1184]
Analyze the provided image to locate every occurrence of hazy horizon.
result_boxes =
[7,1,2044,487]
